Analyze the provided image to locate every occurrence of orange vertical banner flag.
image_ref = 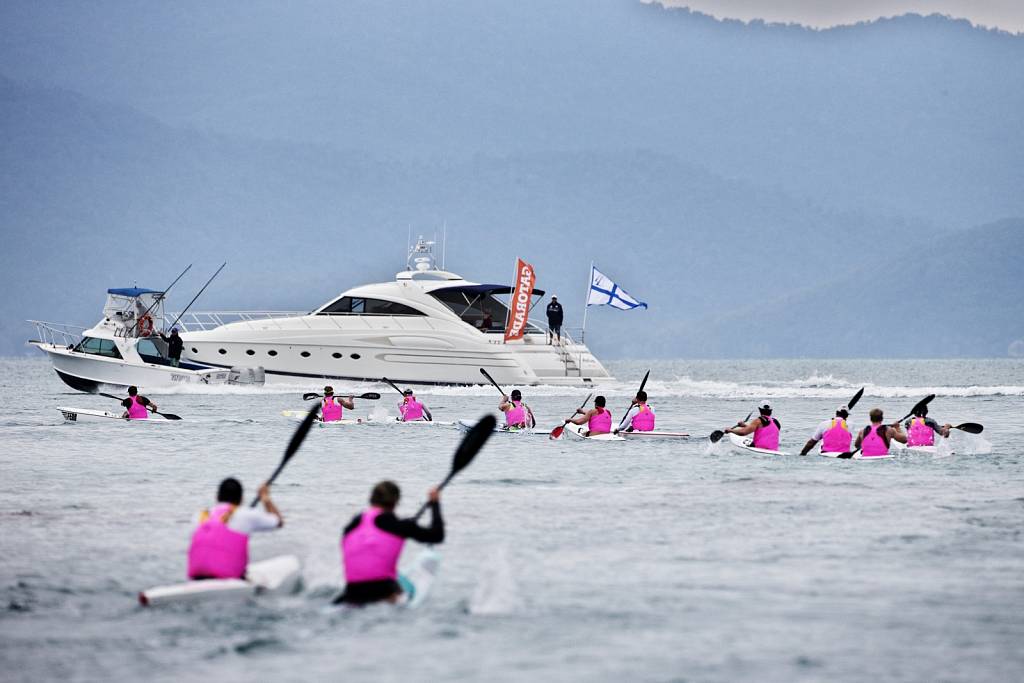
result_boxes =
[504,258,536,342]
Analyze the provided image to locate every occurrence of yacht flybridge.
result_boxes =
[175,239,613,386]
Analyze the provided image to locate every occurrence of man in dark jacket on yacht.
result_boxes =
[546,296,564,345]
[160,328,184,367]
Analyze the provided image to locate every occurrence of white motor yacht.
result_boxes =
[29,288,265,392]
[175,239,613,386]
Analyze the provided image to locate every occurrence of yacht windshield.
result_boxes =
[318,296,425,316]
[74,337,123,359]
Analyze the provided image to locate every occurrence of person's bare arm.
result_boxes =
[854,429,865,449]
[800,438,818,456]
[568,409,592,426]
[258,483,283,527]
[728,419,759,437]
[499,395,511,412]
[889,423,907,444]
[340,397,355,410]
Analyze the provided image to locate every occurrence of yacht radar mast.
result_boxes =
[407,236,437,272]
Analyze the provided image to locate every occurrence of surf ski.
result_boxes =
[725,432,788,456]
[281,409,364,425]
[59,407,173,423]
[456,419,547,435]
[561,423,626,442]
[138,555,302,607]
[618,430,690,440]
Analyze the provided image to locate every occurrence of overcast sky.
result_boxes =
[657,1,1024,33]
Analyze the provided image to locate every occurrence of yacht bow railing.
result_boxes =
[27,320,87,348]
[166,311,308,333]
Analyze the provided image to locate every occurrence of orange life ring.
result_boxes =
[138,314,154,336]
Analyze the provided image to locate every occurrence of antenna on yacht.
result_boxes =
[406,225,412,270]
[442,221,447,270]
[167,262,227,331]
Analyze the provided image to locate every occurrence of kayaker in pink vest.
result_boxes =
[500,389,535,429]
[902,405,951,447]
[336,481,444,605]
[617,390,656,433]
[321,386,354,422]
[121,385,157,419]
[187,477,283,580]
[565,395,612,436]
[399,389,433,422]
[723,402,782,451]
[800,404,853,455]
[854,408,907,457]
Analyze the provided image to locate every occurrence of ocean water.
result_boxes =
[1,357,1022,682]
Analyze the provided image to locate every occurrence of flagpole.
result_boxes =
[502,256,517,344]
[581,261,593,344]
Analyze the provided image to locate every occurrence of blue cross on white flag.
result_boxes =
[586,266,648,310]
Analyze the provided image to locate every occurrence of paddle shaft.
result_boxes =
[251,402,320,507]
[617,369,650,429]
[127,264,192,337]
[166,262,227,332]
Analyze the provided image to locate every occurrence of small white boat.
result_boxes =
[561,423,626,442]
[618,430,690,440]
[58,407,175,423]
[29,287,265,393]
[726,432,788,456]
[457,418,548,435]
[139,555,302,607]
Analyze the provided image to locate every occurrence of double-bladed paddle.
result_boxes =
[480,368,536,428]
[550,393,593,440]
[837,394,935,459]
[952,422,984,434]
[412,414,496,520]
[251,401,320,507]
[302,391,381,401]
[709,411,753,444]
[99,391,182,420]
[799,387,865,455]
[382,377,432,421]
[616,370,650,431]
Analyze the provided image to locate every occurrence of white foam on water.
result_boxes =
[468,545,520,616]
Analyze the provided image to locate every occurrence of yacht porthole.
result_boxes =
[246,349,255,356]
[191,347,198,354]
[332,352,342,359]
[300,351,311,358]
[218,349,227,355]
[350,353,361,360]
[268,350,278,357]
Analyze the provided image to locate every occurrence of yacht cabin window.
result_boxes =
[74,337,123,359]
[318,296,425,316]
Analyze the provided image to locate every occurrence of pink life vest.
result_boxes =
[861,424,890,457]
[752,416,780,451]
[505,400,527,427]
[187,503,249,579]
[588,407,612,434]
[821,418,851,453]
[127,395,149,419]
[630,404,655,431]
[400,397,424,421]
[906,418,935,447]
[322,396,343,422]
[341,507,406,583]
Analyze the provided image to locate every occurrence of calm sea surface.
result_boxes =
[1,358,1022,682]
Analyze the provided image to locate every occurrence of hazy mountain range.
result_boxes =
[1,1,1021,358]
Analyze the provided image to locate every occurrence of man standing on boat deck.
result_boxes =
[546,295,563,345]
[800,405,854,455]
[187,478,283,579]
[121,385,157,419]
[336,481,444,605]
[159,328,184,367]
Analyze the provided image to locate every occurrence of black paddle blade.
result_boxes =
[450,414,496,479]
[638,369,650,393]
[158,412,182,421]
[709,430,725,444]
[847,387,865,411]
[302,392,320,401]
[837,450,856,459]
[358,392,382,400]
[954,422,984,434]
[910,394,936,417]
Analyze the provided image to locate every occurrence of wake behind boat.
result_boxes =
[173,238,613,387]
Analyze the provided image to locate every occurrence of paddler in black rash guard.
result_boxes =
[335,481,444,605]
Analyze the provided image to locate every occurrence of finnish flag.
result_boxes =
[586,266,648,310]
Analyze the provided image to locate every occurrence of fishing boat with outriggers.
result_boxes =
[171,238,613,386]
[29,267,266,392]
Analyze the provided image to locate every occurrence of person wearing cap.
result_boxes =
[800,405,854,455]
[159,327,184,367]
[499,389,535,429]
[321,386,355,423]
[399,389,432,422]
[616,390,656,433]
[723,402,781,451]
[903,404,951,447]
[546,295,564,345]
